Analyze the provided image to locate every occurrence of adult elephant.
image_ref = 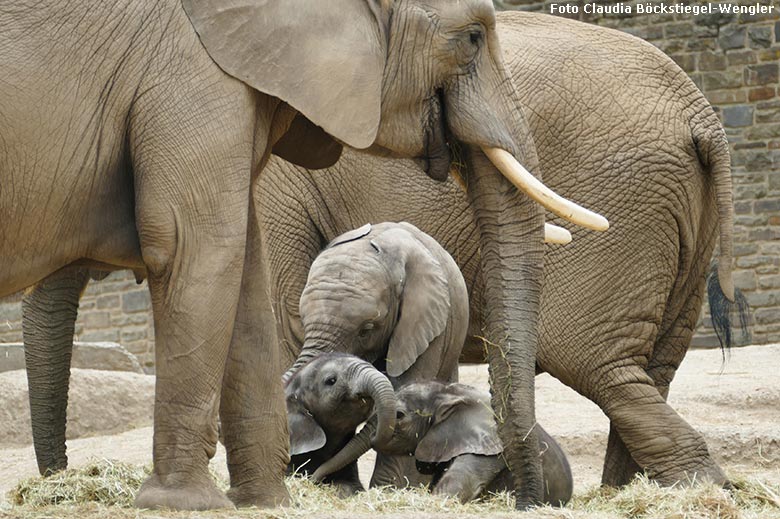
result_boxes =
[7,0,604,510]
[260,11,747,488]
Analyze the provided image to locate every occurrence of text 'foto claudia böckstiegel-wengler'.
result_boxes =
[549,2,776,16]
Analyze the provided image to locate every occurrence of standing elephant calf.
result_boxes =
[283,221,469,489]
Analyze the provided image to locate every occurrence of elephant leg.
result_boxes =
[22,268,89,475]
[602,239,715,487]
[595,364,726,487]
[220,193,291,508]
[131,82,256,511]
[370,453,431,489]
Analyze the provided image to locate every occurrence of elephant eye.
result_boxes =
[358,323,374,337]
[396,410,406,420]
[469,29,482,45]
[324,375,337,386]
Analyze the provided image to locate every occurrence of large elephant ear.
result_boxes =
[375,227,450,378]
[287,400,327,456]
[415,386,503,463]
[181,0,387,150]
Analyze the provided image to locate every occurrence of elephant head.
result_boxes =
[185,0,608,505]
[285,353,397,462]
[284,222,453,380]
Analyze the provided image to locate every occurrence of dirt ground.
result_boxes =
[0,344,777,515]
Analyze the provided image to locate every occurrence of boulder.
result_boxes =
[0,368,154,446]
[0,342,144,374]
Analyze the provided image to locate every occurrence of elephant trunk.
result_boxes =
[349,361,396,449]
[312,418,376,482]
[466,144,545,507]
[310,361,396,481]
[282,347,322,385]
[22,269,89,476]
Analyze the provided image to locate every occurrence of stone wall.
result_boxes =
[0,272,155,371]
[2,1,778,369]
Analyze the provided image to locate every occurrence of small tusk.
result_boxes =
[544,223,571,244]
[482,147,609,232]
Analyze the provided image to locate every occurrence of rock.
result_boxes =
[0,368,154,446]
[0,342,144,374]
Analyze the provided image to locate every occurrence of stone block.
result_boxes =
[750,291,780,308]
[719,25,746,50]
[670,53,696,72]
[702,71,743,90]
[755,198,780,213]
[121,326,147,343]
[748,25,773,48]
[686,38,717,52]
[758,49,780,62]
[722,105,754,127]
[755,308,780,325]
[122,290,151,313]
[80,329,120,343]
[733,270,757,291]
[749,86,777,102]
[698,51,727,71]
[0,342,143,373]
[745,63,780,86]
[82,311,111,329]
[757,106,780,123]
[727,49,757,66]
[707,89,747,105]
[745,124,780,140]
[665,22,694,39]
[96,294,120,310]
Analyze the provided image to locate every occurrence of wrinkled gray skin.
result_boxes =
[285,353,397,497]
[286,222,468,385]
[284,222,468,489]
[258,12,742,488]
[383,381,572,506]
[12,0,550,509]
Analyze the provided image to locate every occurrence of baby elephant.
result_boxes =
[285,352,396,496]
[383,381,573,506]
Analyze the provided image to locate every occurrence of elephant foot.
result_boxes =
[134,474,233,511]
[330,480,364,499]
[227,481,291,508]
[650,458,730,488]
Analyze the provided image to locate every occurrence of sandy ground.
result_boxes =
[0,345,777,505]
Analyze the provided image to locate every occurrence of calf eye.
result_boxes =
[396,410,406,420]
[324,375,337,386]
[358,323,374,338]
[469,30,482,45]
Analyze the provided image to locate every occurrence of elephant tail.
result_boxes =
[693,112,750,350]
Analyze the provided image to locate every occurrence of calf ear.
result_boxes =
[415,388,503,463]
[182,0,387,149]
[287,403,327,455]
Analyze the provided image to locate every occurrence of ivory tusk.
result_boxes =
[544,223,571,244]
[482,147,609,232]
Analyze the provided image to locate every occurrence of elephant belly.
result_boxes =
[0,0,178,295]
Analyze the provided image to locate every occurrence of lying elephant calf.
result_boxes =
[383,381,573,506]
[305,356,573,506]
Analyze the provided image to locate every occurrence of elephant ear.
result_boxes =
[415,386,503,464]
[287,399,326,456]
[181,0,387,149]
[272,113,343,169]
[375,227,450,378]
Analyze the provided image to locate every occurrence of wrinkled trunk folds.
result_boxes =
[467,144,545,508]
[22,269,89,476]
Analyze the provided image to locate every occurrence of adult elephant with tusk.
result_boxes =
[7,0,604,510]
[261,11,747,491]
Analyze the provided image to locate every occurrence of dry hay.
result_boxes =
[4,459,780,519]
